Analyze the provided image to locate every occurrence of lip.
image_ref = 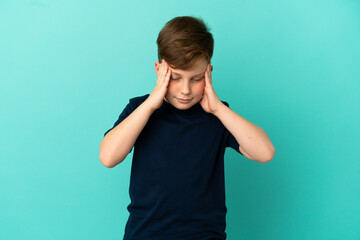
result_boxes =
[177,98,192,103]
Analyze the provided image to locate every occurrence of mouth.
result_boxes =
[177,98,192,103]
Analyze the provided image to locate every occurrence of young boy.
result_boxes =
[99,16,275,240]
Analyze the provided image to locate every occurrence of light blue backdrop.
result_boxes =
[1,0,359,239]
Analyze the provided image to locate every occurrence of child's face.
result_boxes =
[158,58,209,110]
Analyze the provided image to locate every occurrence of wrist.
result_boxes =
[142,98,158,114]
[212,101,226,117]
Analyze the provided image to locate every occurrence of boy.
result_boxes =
[99,16,275,240]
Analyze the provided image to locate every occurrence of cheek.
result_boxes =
[165,82,177,96]
[166,82,175,90]
[191,83,205,97]
[196,81,205,92]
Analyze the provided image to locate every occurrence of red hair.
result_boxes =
[156,16,214,70]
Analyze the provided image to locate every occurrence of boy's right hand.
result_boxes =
[146,59,172,111]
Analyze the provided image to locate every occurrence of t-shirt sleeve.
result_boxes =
[103,97,140,137]
[222,101,243,155]
[103,97,142,153]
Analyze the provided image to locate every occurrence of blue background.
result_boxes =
[1,0,359,239]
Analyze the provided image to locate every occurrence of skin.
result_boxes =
[154,58,217,112]
[99,58,274,168]
[153,58,275,163]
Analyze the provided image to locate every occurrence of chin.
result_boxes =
[176,104,193,110]
[178,100,200,110]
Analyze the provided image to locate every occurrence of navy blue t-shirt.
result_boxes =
[104,94,242,240]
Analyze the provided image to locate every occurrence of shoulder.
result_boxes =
[221,100,230,108]
[128,93,150,107]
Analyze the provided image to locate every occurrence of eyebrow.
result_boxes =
[171,71,205,78]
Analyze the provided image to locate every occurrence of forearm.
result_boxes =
[213,103,275,162]
[99,99,155,168]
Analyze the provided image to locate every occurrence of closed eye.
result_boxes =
[192,77,204,81]
[170,77,204,81]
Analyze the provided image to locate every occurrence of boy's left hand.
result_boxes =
[200,63,223,114]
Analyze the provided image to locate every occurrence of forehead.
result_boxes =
[170,61,208,76]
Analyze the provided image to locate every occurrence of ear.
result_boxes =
[210,65,213,72]
[155,61,160,74]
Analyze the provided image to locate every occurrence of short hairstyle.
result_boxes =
[156,16,214,71]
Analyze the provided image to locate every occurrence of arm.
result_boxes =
[99,59,172,168]
[99,100,155,168]
[213,103,275,163]
[200,63,275,163]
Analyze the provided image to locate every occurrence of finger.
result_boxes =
[160,61,166,79]
[207,72,212,86]
[157,61,162,78]
[162,61,169,80]
[165,67,171,85]
[157,61,165,84]
[205,68,209,85]
[157,62,163,82]
[161,61,169,82]
[207,65,212,84]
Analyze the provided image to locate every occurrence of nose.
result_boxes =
[181,81,191,95]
